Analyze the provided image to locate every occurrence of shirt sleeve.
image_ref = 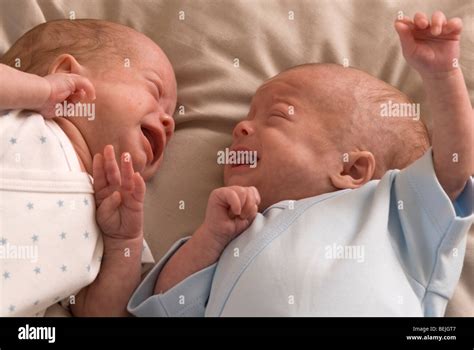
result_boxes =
[127,237,217,317]
[391,149,473,315]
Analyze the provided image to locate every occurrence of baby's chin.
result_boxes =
[224,174,256,188]
[223,165,259,186]
[137,147,167,180]
[141,161,163,181]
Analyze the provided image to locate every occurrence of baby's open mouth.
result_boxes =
[230,146,260,168]
[231,159,259,168]
[141,125,165,165]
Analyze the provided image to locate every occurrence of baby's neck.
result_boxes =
[53,117,92,174]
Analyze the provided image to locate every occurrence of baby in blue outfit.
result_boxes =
[127,11,473,316]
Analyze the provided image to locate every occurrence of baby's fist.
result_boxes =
[202,186,261,249]
[395,11,462,76]
[39,73,96,118]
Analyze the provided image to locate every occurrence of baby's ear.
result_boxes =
[329,151,376,189]
[48,54,83,75]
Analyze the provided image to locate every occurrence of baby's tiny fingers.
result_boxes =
[250,186,261,205]
[68,90,86,104]
[398,16,413,24]
[239,187,258,219]
[132,172,146,203]
[431,11,447,36]
[104,145,121,187]
[444,17,463,35]
[92,153,107,192]
[395,16,414,29]
[414,12,429,29]
[121,152,134,191]
[394,21,417,56]
[224,189,243,218]
[71,75,96,101]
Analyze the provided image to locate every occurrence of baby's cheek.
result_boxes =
[135,150,149,171]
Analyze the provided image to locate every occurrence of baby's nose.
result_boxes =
[233,120,253,138]
[159,114,175,137]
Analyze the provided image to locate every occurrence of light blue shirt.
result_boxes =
[128,150,473,316]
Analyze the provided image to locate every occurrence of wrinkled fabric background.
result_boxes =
[0,0,472,316]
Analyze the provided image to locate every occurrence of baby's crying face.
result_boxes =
[78,38,177,180]
[224,72,342,211]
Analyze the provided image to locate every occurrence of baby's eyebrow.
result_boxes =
[269,100,294,111]
[272,96,289,103]
[268,93,298,106]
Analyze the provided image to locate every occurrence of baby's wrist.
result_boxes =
[420,66,462,82]
[102,234,143,257]
[191,224,228,263]
[34,76,53,110]
[101,228,144,242]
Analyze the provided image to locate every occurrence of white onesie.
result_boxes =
[0,109,152,316]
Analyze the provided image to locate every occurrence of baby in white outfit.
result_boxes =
[0,19,177,316]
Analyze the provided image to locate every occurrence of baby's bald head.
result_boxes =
[1,19,163,76]
[226,63,430,210]
[274,63,429,176]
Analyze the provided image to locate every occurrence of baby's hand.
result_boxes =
[201,186,260,253]
[395,11,462,77]
[92,145,145,241]
[153,186,260,294]
[38,73,96,118]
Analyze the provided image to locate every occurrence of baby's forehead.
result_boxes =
[254,68,344,111]
[258,66,345,98]
[252,65,372,129]
[49,21,166,62]
[254,73,312,101]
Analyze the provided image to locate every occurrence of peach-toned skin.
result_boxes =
[155,11,473,295]
[0,25,176,180]
[0,22,177,316]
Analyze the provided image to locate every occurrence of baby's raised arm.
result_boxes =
[0,63,95,117]
[395,11,473,200]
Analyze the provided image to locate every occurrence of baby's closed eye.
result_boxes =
[147,81,161,101]
[268,110,290,120]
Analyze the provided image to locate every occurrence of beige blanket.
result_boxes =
[0,0,472,316]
